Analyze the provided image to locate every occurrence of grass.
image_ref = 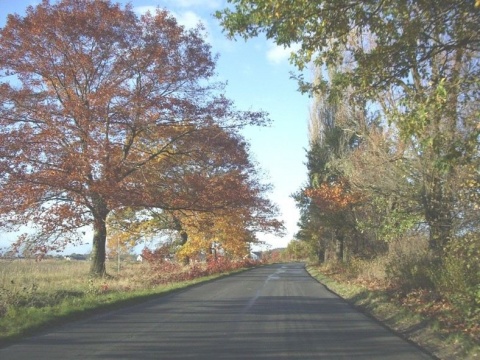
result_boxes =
[0,258,251,346]
[3,257,478,359]
[306,263,480,360]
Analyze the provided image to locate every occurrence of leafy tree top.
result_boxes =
[0,0,270,273]
[217,0,480,95]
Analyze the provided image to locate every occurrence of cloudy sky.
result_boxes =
[0,0,311,252]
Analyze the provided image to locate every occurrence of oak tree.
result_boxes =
[0,0,268,276]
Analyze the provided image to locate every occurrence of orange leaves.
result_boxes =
[0,0,274,274]
[305,178,363,212]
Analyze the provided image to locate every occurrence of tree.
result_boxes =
[174,169,284,261]
[218,0,480,252]
[0,0,269,276]
[107,126,284,262]
[284,239,311,261]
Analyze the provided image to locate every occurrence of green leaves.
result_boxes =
[218,0,480,99]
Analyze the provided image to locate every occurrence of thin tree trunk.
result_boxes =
[317,249,325,263]
[172,216,190,265]
[180,230,190,265]
[316,239,325,263]
[423,173,453,254]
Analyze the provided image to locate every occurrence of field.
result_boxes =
[0,257,257,344]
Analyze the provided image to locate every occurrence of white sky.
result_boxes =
[0,0,310,253]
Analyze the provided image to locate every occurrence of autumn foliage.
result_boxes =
[140,248,261,285]
[0,0,278,277]
[304,178,363,213]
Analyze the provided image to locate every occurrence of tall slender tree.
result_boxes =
[294,66,366,262]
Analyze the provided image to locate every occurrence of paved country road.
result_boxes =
[0,263,434,359]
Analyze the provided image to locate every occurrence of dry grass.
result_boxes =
[1,259,87,291]
[0,258,150,322]
[0,258,210,342]
[0,258,150,297]
[0,257,258,343]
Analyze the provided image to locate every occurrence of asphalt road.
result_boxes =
[0,263,434,359]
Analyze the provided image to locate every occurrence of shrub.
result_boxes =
[141,246,171,263]
[143,254,261,285]
[385,251,437,294]
[433,234,480,319]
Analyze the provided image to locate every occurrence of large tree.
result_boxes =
[0,0,268,276]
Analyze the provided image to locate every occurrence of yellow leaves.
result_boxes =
[177,209,252,260]
[106,231,134,256]
[106,209,160,255]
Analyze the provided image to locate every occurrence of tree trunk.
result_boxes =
[179,230,190,265]
[90,217,107,277]
[423,175,453,254]
[89,195,110,277]
[315,239,325,263]
[335,230,344,262]
[317,248,325,263]
[172,216,190,265]
[211,243,217,261]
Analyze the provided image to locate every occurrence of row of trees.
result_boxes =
[218,0,479,314]
[0,0,283,276]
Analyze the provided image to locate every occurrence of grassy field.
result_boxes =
[0,258,244,345]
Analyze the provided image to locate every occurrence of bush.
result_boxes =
[385,251,437,294]
[433,234,480,319]
[143,254,261,285]
[344,256,387,286]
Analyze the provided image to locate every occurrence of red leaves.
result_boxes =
[0,0,274,270]
[141,246,171,264]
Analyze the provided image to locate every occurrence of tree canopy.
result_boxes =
[0,0,277,276]
[217,0,479,93]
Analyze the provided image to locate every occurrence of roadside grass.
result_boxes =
[306,263,480,360]
[0,258,253,345]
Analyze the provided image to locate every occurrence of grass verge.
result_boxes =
[306,264,480,360]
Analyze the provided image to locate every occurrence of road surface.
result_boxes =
[0,263,433,359]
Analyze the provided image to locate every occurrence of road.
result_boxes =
[0,263,433,359]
